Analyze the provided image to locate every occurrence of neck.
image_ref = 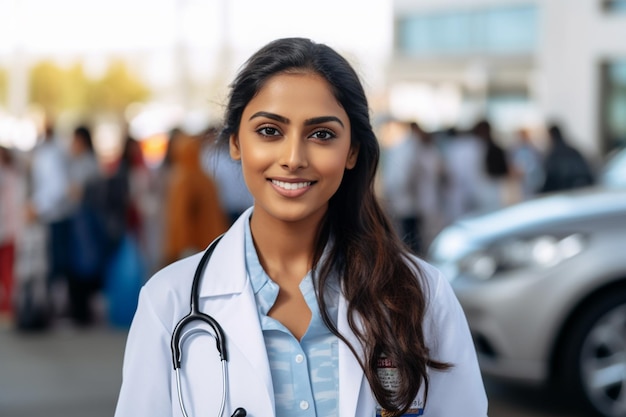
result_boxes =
[249,210,324,284]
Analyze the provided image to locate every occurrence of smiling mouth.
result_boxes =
[270,180,314,190]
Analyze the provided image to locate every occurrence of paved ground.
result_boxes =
[0,322,127,417]
[0,320,585,417]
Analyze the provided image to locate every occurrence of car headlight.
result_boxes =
[458,233,586,281]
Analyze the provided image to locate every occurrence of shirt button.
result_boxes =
[300,400,309,410]
[295,354,304,363]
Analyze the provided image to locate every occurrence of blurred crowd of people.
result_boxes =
[0,114,595,330]
[378,117,596,255]
[0,120,251,330]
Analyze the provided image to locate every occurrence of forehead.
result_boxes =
[242,72,348,121]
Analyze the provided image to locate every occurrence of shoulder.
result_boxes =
[136,248,226,331]
[140,252,204,315]
[405,254,456,315]
[406,254,444,289]
[139,210,250,319]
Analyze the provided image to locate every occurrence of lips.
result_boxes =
[268,178,315,197]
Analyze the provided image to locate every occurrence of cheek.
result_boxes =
[238,142,272,178]
[318,153,352,179]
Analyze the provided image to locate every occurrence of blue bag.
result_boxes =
[104,234,144,327]
[69,203,107,277]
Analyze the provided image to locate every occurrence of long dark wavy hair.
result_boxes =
[218,37,450,415]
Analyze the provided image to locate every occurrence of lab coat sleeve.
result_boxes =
[114,287,173,417]
[422,266,489,416]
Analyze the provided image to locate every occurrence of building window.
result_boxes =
[601,60,626,153]
[397,5,538,56]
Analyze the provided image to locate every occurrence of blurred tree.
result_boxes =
[87,60,150,116]
[29,60,150,118]
[29,61,84,115]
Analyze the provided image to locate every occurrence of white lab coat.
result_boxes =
[114,208,488,417]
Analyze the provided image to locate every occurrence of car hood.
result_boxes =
[457,187,626,238]
[429,187,626,263]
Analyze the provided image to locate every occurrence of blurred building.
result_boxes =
[388,0,626,158]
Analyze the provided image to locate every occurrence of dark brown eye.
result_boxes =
[311,129,335,141]
[258,127,280,136]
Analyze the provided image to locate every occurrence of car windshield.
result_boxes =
[601,148,626,188]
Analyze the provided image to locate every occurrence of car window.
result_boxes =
[601,148,626,188]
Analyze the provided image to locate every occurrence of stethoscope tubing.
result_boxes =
[171,235,226,369]
[170,235,232,417]
[174,360,228,417]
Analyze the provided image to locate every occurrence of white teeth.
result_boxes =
[272,180,312,190]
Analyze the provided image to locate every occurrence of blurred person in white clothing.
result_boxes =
[441,120,510,224]
[473,119,511,212]
[509,127,544,201]
[26,122,73,316]
[380,119,422,253]
[440,127,485,223]
[410,122,446,252]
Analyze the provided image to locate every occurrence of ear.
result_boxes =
[229,134,241,161]
[345,143,359,170]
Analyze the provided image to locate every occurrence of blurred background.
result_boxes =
[2,0,625,160]
[0,0,625,416]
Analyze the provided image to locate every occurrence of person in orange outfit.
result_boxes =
[163,133,228,265]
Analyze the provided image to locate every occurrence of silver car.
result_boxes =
[427,148,626,417]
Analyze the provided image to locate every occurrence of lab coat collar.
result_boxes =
[197,207,275,413]
[198,207,252,298]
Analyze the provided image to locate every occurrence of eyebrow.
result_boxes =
[249,111,344,128]
[305,116,344,128]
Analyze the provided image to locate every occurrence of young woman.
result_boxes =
[115,37,487,417]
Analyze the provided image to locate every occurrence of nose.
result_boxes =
[279,136,308,171]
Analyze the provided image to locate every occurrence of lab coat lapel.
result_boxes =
[338,294,371,417]
[201,284,275,410]
[197,209,274,413]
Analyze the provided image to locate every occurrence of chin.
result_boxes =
[257,202,328,225]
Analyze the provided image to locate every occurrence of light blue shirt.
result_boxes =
[244,219,339,417]
[31,139,72,221]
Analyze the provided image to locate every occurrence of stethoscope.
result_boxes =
[170,235,247,417]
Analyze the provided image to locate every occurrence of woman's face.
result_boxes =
[230,72,358,226]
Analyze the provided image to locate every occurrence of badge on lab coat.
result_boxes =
[375,356,424,417]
